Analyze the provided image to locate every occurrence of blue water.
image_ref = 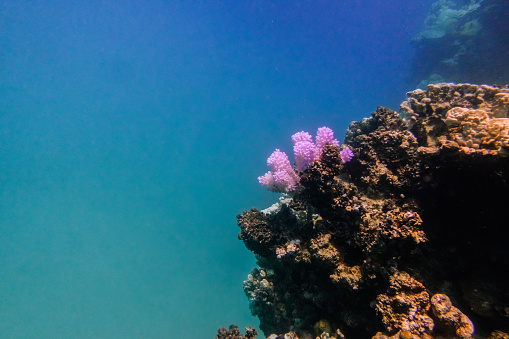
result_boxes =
[1,1,433,337]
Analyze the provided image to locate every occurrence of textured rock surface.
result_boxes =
[400,83,509,155]
[430,294,474,339]
[214,325,258,339]
[237,84,509,338]
[376,272,434,335]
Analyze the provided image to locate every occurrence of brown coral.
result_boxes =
[430,294,474,339]
[215,325,258,339]
[400,83,509,156]
[492,93,509,118]
[375,272,434,336]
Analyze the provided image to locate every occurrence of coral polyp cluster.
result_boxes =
[237,83,509,338]
[258,127,351,193]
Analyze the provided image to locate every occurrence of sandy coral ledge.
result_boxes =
[228,83,509,339]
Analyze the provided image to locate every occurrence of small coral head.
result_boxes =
[315,127,340,160]
[267,149,290,170]
[316,127,340,148]
[258,127,344,193]
[259,149,300,193]
[339,147,354,163]
[291,131,313,144]
[293,140,316,171]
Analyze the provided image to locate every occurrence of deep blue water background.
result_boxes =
[1,1,433,337]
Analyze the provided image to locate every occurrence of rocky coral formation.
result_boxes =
[237,83,509,338]
[214,325,258,339]
[411,0,509,86]
[430,294,474,338]
[375,272,434,336]
[400,83,509,154]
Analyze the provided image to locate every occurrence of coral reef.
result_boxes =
[237,84,509,338]
[214,325,258,339]
[411,0,509,86]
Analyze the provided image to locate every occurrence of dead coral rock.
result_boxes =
[430,294,474,339]
[237,202,306,258]
[372,330,427,339]
[276,240,302,260]
[345,106,421,191]
[487,330,509,339]
[215,325,258,339]
[375,272,434,335]
[244,268,275,305]
[492,92,509,118]
[324,108,428,257]
[237,208,277,256]
[354,199,426,255]
[267,331,303,339]
[243,267,294,335]
[330,264,362,290]
[309,233,342,266]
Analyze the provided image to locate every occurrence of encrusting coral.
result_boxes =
[235,83,509,339]
[400,83,509,156]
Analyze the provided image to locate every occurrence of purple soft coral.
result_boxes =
[292,131,316,171]
[339,147,354,163]
[314,127,340,160]
[258,149,300,193]
[259,127,348,193]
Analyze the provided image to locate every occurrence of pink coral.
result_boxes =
[293,141,316,171]
[258,149,300,193]
[291,131,313,144]
[292,131,316,171]
[315,127,340,160]
[339,147,354,163]
[259,127,346,192]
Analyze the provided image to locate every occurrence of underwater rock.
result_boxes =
[486,330,509,339]
[430,294,474,339]
[375,271,434,335]
[215,325,258,339]
[237,83,509,338]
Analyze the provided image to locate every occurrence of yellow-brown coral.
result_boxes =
[444,107,509,152]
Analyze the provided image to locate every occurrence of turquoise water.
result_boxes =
[1,1,433,337]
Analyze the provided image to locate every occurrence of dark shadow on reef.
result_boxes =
[234,84,509,339]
